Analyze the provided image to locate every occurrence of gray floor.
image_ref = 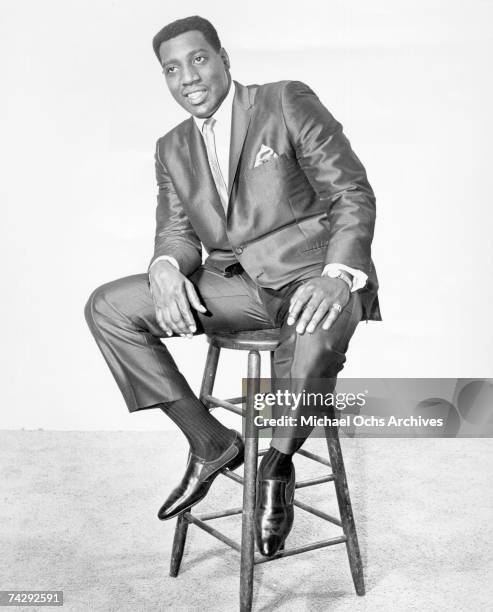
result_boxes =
[1,431,492,611]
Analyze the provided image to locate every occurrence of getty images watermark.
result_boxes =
[253,389,444,429]
[241,378,493,438]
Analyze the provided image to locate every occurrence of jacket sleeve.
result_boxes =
[280,80,376,276]
[150,139,202,277]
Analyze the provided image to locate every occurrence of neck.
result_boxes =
[205,75,232,118]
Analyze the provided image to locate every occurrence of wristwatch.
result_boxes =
[325,269,353,291]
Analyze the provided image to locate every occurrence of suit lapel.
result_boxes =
[228,81,254,197]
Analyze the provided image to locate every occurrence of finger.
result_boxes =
[185,282,207,314]
[168,301,192,336]
[295,296,323,334]
[306,298,331,333]
[161,306,181,336]
[322,304,342,331]
[287,286,312,325]
[288,285,305,314]
[156,307,172,337]
[156,308,170,336]
[164,302,184,336]
[175,292,197,335]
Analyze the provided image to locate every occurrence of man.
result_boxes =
[85,15,380,557]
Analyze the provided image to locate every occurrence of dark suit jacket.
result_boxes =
[151,80,381,321]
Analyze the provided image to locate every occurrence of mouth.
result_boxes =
[184,89,208,105]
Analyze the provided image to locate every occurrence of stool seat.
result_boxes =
[207,328,281,351]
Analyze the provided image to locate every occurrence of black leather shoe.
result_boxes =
[158,431,244,520]
[254,464,296,557]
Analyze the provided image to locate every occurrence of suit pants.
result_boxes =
[85,266,362,454]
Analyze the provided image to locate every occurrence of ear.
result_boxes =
[220,47,230,70]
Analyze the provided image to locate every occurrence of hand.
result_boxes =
[287,277,350,334]
[149,261,207,338]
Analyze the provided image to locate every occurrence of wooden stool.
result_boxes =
[168,329,365,611]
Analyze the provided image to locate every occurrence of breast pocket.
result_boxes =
[248,152,295,174]
[242,154,301,200]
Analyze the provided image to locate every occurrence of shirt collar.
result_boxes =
[193,79,236,133]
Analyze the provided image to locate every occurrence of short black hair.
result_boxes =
[152,16,221,63]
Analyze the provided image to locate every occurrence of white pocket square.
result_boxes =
[254,144,279,168]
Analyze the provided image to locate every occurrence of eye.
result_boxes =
[164,65,178,75]
[193,55,207,65]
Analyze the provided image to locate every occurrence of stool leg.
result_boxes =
[324,425,365,596]
[169,514,189,577]
[239,349,260,612]
[199,343,221,403]
[169,343,220,578]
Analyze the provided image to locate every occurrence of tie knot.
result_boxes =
[203,117,216,134]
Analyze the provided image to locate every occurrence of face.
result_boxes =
[159,30,231,118]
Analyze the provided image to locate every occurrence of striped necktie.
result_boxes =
[202,117,228,211]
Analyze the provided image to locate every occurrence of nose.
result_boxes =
[181,64,200,86]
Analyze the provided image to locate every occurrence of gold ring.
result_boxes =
[331,302,342,313]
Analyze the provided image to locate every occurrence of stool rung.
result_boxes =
[295,475,335,488]
[223,471,335,492]
[183,512,241,552]
[254,535,347,564]
[222,470,243,485]
[194,507,243,521]
[204,395,245,416]
[183,516,346,563]
[206,395,245,406]
[221,472,342,524]
[293,499,342,526]
[297,448,331,466]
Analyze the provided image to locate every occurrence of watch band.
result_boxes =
[335,270,353,290]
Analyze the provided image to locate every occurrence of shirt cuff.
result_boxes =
[321,263,368,292]
[149,256,180,273]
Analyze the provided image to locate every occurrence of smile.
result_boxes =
[185,90,208,105]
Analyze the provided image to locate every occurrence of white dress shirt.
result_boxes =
[150,79,367,292]
[193,81,235,191]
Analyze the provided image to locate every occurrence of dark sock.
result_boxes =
[159,398,235,461]
[258,447,293,480]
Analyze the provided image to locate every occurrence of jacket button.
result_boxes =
[234,246,244,255]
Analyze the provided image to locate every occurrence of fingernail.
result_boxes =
[307,325,314,333]
[296,325,304,334]
[189,325,196,332]
[166,331,172,337]
[287,317,294,325]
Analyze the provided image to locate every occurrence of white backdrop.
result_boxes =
[1,0,492,430]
